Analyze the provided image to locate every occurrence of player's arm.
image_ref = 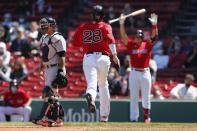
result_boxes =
[148,13,158,43]
[3,92,11,106]
[119,14,128,46]
[53,35,67,74]
[106,24,120,68]
[58,53,66,73]
[25,98,32,106]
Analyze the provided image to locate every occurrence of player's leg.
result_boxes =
[44,96,64,127]
[32,86,54,126]
[129,70,140,122]
[83,54,98,100]
[33,67,58,125]
[83,54,98,112]
[38,68,57,118]
[44,67,64,126]
[2,107,19,121]
[97,55,111,122]
[22,106,32,122]
[0,107,8,121]
[140,70,152,122]
[10,106,31,122]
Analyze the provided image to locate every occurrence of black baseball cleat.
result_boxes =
[84,93,96,113]
[100,116,108,122]
[32,118,49,126]
[32,119,38,124]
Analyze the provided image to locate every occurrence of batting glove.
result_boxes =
[148,13,158,26]
[119,13,126,25]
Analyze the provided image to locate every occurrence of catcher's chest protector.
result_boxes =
[40,32,62,62]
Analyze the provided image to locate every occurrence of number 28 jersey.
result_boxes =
[73,21,115,56]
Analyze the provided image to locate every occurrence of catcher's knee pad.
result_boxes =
[42,86,54,98]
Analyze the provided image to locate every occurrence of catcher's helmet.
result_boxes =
[39,17,56,34]
[92,5,104,22]
[136,29,144,39]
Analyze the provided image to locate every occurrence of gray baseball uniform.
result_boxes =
[40,32,66,88]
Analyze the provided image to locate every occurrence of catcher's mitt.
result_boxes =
[52,72,68,89]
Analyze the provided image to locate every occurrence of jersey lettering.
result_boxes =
[132,49,147,54]
[83,29,102,44]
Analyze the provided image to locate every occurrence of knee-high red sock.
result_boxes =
[142,108,150,118]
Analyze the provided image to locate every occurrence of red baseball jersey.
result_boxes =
[73,21,115,56]
[4,89,30,107]
[127,37,153,68]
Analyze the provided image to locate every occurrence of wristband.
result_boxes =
[109,44,117,55]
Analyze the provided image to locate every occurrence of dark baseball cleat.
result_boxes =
[84,93,96,113]
[32,119,38,124]
[131,120,137,122]
[100,116,108,122]
[32,117,49,126]
[34,119,49,126]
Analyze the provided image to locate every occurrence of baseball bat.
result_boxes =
[108,9,146,24]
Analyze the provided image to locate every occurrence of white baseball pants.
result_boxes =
[0,106,32,122]
[129,68,151,121]
[83,53,111,121]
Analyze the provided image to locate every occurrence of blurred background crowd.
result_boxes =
[0,0,196,101]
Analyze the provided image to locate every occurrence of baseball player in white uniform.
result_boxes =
[33,17,66,127]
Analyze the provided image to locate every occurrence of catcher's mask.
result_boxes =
[9,79,19,94]
[136,29,144,40]
[39,17,56,34]
[92,5,104,22]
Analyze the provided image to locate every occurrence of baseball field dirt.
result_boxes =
[0,122,197,131]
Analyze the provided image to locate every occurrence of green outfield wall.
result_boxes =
[30,99,197,123]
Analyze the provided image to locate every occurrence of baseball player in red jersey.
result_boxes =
[0,80,32,122]
[73,5,120,122]
[119,13,158,122]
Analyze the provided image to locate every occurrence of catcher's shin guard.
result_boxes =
[39,102,50,118]
[50,99,65,121]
